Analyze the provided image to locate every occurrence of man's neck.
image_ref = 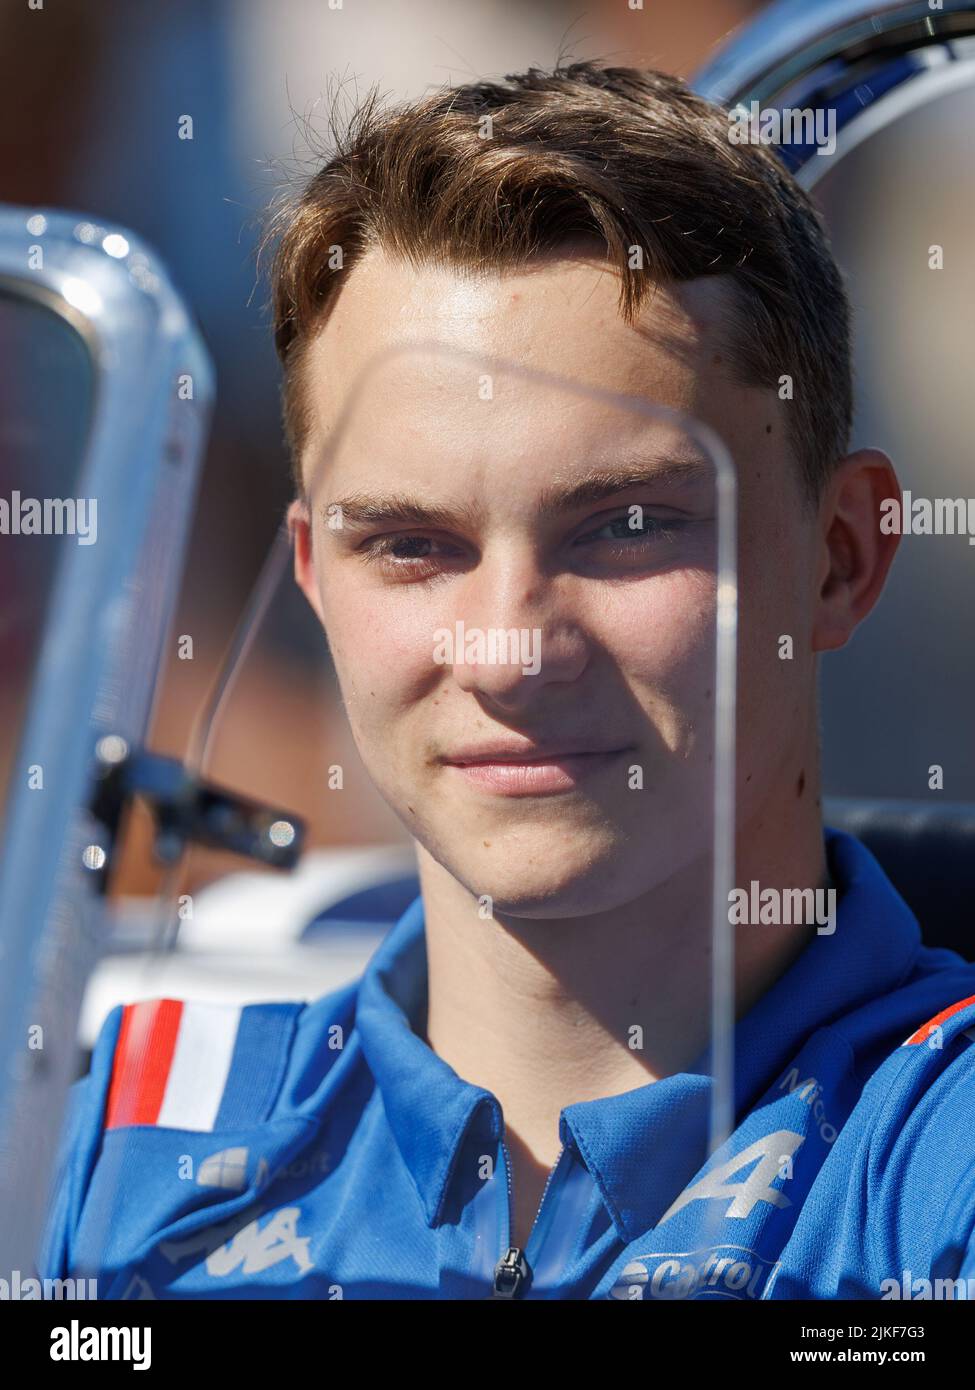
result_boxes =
[418,790,830,1180]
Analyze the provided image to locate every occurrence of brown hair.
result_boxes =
[265,60,852,501]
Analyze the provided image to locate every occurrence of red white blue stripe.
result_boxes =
[105,999,243,1131]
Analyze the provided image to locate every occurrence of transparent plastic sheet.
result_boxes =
[38,342,738,1296]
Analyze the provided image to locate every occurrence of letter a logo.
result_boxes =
[657,1130,804,1225]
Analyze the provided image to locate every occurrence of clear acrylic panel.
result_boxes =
[28,342,738,1297]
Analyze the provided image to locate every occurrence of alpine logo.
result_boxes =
[657,1129,804,1225]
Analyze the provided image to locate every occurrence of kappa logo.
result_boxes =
[206,1207,312,1277]
[158,1206,313,1279]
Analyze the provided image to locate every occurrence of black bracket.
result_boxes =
[87,735,305,891]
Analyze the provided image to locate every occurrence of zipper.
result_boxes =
[491,1137,571,1299]
[491,1136,522,1298]
[491,1244,530,1299]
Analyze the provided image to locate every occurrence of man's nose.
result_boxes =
[442,560,589,705]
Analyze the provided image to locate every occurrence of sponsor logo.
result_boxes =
[611,1245,780,1300]
[159,1205,313,1280]
[197,1146,249,1191]
[778,1069,839,1143]
[657,1129,804,1225]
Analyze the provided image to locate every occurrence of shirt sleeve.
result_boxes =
[35,1004,125,1282]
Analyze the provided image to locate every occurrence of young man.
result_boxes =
[41,62,975,1300]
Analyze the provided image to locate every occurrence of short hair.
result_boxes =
[265,60,852,502]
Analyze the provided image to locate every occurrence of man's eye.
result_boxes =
[355,515,688,581]
[358,534,463,577]
[576,513,685,546]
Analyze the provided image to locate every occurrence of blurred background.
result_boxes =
[2,0,767,893]
[5,0,975,1281]
[2,0,972,900]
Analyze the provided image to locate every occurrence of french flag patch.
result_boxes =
[105,999,244,1132]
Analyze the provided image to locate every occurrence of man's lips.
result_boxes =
[441,740,630,765]
[439,741,633,796]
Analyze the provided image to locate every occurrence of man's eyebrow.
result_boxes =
[325,460,713,530]
[323,493,482,530]
[536,460,713,514]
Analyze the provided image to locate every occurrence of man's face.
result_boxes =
[292,247,819,917]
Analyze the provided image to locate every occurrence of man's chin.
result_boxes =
[466,875,654,921]
[422,832,653,919]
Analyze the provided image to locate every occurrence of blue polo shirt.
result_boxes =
[38,827,975,1299]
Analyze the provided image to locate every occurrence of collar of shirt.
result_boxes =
[355,827,921,1244]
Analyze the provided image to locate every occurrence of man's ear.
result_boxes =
[287,497,327,628]
[811,447,901,653]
